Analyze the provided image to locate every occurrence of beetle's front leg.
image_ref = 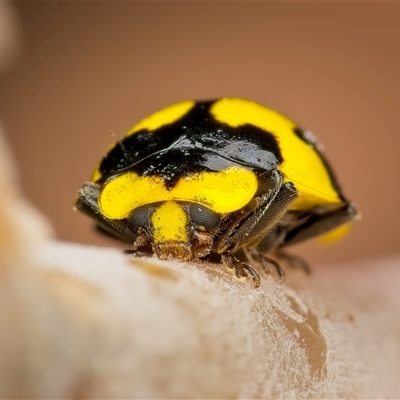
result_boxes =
[216,172,298,256]
[245,247,286,281]
[216,170,287,253]
[221,252,261,288]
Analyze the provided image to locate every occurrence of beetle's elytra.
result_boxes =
[75,98,358,287]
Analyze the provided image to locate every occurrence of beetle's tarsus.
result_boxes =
[246,248,286,282]
[241,264,261,288]
[277,250,311,275]
[261,255,286,281]
[222,252,261,288]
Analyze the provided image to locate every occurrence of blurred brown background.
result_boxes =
[0,2,398,266]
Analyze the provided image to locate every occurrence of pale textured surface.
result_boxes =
[0,239,400,399]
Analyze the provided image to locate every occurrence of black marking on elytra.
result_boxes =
[97,101,283,187]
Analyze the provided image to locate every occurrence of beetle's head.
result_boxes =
[127,200,220,261]
[95,165,259,260]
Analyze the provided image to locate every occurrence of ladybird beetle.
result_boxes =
[75,98,358,287]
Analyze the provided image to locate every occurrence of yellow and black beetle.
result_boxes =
[75,98,358,287]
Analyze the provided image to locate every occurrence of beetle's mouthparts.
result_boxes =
[153,242,193,262]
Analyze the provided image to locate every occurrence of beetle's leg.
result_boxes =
[75,181,136,243]
[123,234,151,255]
[245,248,286,281]
[216,175,298,284]
[240,181,299,249]
[249,203,357,277]
[221,252,261,288]
[245,248,272,276]
[216,172,299,254]
[281,203,358,247]
[275,250,311,275]
[216,170,282,253]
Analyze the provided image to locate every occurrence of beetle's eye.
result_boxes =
[128,205,153,234]
[188,203,220,231]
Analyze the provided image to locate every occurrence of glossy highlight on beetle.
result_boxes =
[75,98,358,287]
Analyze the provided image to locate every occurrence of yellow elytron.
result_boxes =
[76,98,358,287]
